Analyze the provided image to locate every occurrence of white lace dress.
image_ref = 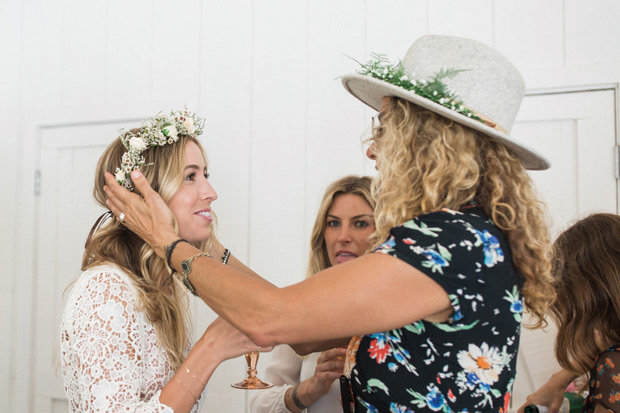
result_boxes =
[60,264,207,412]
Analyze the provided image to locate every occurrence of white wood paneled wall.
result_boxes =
[2,0,620,411]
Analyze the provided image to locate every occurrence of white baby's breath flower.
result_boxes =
[162,124,178,140]
[115,170,125,182]
[129,137,147,152]
[400,75,409,81]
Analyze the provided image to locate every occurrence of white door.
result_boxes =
[510,89,618,408]
[32,120,139,412]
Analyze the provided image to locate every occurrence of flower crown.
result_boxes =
[115,108,205,190]
[355,53,485,124]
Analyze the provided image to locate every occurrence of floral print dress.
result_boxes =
[582,345,620,412]
[345,207,522,412]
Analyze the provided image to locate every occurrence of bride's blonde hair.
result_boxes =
[371,97,555,327]
[82,133,212,369]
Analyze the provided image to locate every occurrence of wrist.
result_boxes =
[156,233,182,258]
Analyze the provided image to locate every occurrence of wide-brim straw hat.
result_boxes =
[341,35,550,170]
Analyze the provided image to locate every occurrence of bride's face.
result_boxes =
[168,141,217,242]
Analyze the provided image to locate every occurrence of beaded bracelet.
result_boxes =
[221,248,231,265]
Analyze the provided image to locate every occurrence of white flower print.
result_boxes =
[457,343,504,385]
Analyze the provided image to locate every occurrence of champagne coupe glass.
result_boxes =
[231,351,273,389]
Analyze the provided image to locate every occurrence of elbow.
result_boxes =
[289,343,313,356]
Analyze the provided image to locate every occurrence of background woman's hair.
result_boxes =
[81,133,213,369]
[370,97,555,327]
[550,213,620,374]
[306,175,375,277]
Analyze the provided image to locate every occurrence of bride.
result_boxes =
[59,109,267,412]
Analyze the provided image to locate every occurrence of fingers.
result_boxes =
[317,348,347,364]
[129,170,158,200]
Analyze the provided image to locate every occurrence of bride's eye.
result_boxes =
[185,172,196,181]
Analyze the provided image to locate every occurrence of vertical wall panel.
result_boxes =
[305,0,368,267]
[429,0,494,46]
[151,0,202,104]
[366,0,427,59]
[106,0,152,104]
[249,0,308,287]
[61,0,107,106]
[0,3,22,411]
[21,0,63,109]
[198,1,254,411]
[495,0,565,69]
[565,0,620,65]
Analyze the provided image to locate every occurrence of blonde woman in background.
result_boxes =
[60,110,268,412]
[250,175,375,412]
[104,36,556,411]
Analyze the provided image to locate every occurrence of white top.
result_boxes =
[59,264,207,412]
[249,344,341,413]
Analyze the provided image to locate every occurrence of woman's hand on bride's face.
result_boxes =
[198,317,273,363]
[104,170,178,257]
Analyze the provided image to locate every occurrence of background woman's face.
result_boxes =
[324,193,375,267]
[168,141,217,243]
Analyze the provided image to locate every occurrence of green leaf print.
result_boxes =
[367,378,390,396]
[433,320,479,332]
[437,243,452,261]
[404,321,425,335]
[403,220,442,237]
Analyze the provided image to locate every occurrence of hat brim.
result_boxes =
[341,73,550,171]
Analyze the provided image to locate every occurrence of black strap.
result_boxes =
[165,238,188,269]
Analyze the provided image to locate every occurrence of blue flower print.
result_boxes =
[390,402,414,413]
[426,385,448,411]
[408,384,449,411]
[475,229,504,267]
[388,362,399,372]
[413,243,452,274]
[503,286,523,322]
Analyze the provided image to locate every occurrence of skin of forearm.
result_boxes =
[169,242,284,346]
[290,338,350,356]
[158,343,220,412]
[284,379,320,412]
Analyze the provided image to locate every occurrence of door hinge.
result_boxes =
[34,169,41,196]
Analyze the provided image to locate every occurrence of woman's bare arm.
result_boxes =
[104,170,452,347]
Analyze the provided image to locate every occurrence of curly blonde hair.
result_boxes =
[550,213,620,374]
[371,97,555,327]
[306,175,375,277]
[81,133,213,369]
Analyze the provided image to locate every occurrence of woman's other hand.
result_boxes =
[516,369,574,413]
[104,170,178,257]
[306,347,346,399]
[198,317,272,364]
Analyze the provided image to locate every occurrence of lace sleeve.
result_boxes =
[587,348,620,412]
[60,268,174,412]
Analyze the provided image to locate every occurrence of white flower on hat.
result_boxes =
[182,117,195,134]
[115,169,125,182]
[162,124,178,140]
[129,137,147,152]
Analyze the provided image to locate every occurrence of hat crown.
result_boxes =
[401,35,524,132]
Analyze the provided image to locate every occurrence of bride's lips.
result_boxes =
[194,208,213,222]
[335,250,358,264]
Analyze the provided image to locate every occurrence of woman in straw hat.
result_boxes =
[104,35,555,412]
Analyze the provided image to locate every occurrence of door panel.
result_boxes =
[510,89,617,408]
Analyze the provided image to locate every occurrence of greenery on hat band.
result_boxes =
[115,108,205,190]
[355,53,484,124]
